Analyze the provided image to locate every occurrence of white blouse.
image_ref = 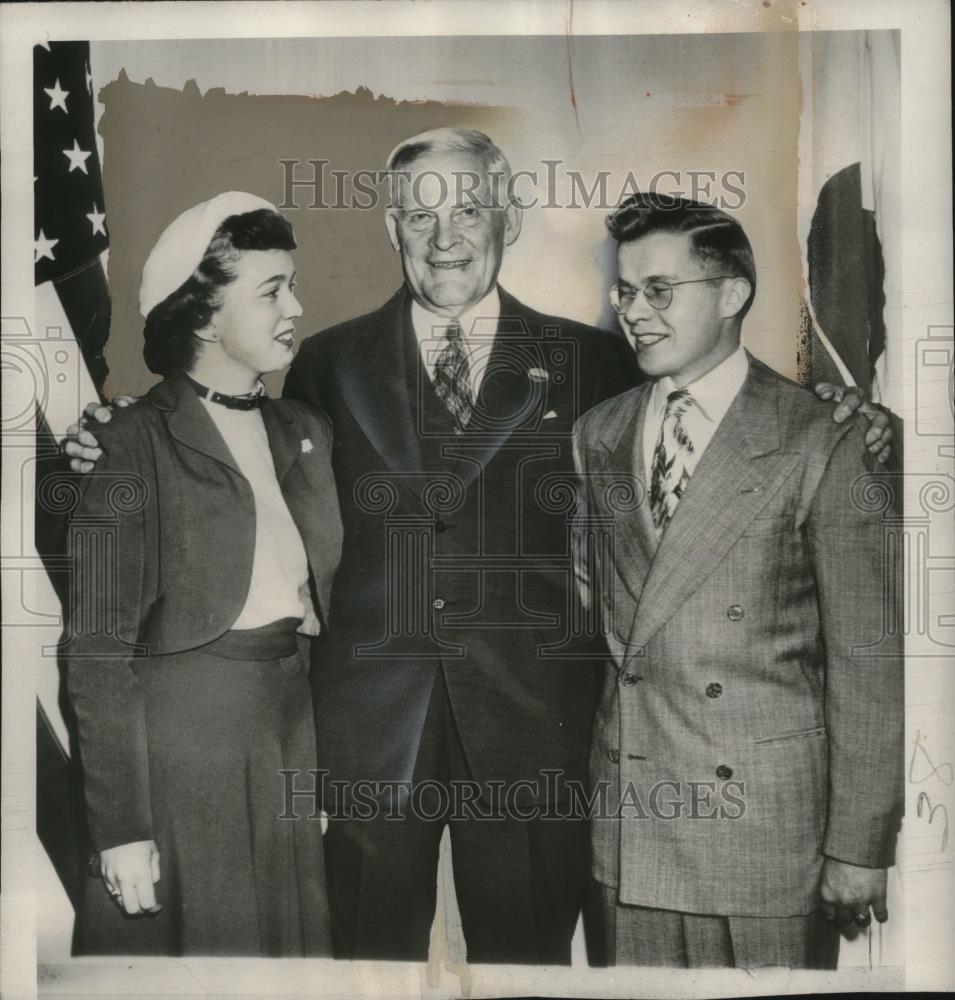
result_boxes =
[199,397,309,629]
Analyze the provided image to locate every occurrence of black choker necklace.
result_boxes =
[185,374,266,410]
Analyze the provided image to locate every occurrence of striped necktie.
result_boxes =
[432,321,472,434]
[649,389,696,535]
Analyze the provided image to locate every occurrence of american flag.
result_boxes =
[34,40,110,392]
[33,39,112,930]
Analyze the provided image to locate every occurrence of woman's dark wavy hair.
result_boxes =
[143,208,297,377]
[606,193,756,319]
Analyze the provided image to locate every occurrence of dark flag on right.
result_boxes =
[796,31,900,427]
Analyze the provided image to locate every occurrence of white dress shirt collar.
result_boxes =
[411,286,501,396]
[643,345,750,475]
[648,345,750,423]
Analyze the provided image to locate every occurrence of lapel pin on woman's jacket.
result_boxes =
[301,438,313,454]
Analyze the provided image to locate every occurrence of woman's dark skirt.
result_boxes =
[75,619,331,957]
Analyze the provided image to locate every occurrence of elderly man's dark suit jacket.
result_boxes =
[64,376,343,851]
[284,285,640,803]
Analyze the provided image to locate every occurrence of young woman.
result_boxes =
[65,192,341,956]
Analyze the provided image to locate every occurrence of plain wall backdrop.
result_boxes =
[91,33,803,399]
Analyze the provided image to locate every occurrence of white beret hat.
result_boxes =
[138,191,279,318]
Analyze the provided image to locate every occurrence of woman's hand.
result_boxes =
[99,839,162,915]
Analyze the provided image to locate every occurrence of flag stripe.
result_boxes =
[36,701,88,911]
[35,279,102,440]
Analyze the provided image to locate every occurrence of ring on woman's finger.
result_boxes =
[854,911,871,927]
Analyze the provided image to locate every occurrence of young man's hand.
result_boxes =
[819,857,888,928]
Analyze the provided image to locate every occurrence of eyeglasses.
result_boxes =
[400,206,484,234]
[610,276,742,314]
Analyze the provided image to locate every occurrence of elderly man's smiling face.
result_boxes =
[385,150,521,317]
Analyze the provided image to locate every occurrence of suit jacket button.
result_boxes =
[727,605,744,622]
[608,749,621,764]
[716,764,733,780]
[621,673,642,687]
[706,682,723,699]
[433,598,445,610]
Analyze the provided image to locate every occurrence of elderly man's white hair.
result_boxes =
[385,127,513,206]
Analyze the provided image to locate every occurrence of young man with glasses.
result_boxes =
[572,193,903,968]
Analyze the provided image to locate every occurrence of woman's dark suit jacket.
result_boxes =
[64,375,343,852]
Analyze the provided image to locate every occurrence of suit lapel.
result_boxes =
[624,359,799,658]
[264,405,339,620]
[445,287,573,491]
[336,287,555,494]
[629,389,659,570]
[596,385,657,607]
[151,376,242,476]
[260,399,300,483]
[335,289,423,478]
[452,293,548,490]
[154,378,305,484]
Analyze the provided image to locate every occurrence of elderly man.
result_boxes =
[282,129,639,963]
[66,128,891,964]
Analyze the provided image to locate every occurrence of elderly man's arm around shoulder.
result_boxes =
[806,417,904,929]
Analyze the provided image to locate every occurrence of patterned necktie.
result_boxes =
[649,389,696,535]
[432,321,472,434]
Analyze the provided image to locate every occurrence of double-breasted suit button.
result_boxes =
[621,673,642,687]
[433,598,445,610]
[705,682,723,699]
[716,764,733,780]
[608,749,621,764]
[726,605,744,622]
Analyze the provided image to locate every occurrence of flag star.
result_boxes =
[86,204,107,237]
[35,229,59,263]
[62,139,92,174]
[44,79,69,113]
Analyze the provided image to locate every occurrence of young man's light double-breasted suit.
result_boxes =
[572,355,902,949]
